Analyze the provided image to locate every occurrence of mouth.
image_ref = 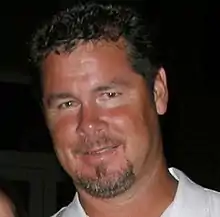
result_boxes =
[84,144,120,156]
[79,144,121,165]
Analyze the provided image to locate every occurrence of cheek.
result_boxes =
[48,114,77,150]
[108,105,150,136]
[108,106,153,160]
[49,115,79,175]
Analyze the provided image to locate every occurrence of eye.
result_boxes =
[103,92,121,99]
[58,100,77,109]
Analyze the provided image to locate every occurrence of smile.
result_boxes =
[84,144,120,155]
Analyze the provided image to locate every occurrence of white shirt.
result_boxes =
[52,168,220,217]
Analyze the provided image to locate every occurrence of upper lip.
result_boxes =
[84,144,120,155]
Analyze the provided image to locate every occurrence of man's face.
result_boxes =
[42,41,168,198]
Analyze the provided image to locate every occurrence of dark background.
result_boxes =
[0,0,219,213]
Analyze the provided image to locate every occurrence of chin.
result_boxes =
[72,160,136,198]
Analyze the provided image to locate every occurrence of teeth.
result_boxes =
[91,148,108,155]
[88,146,115,155]
[85,145,119,155]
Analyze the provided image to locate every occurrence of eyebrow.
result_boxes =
[93,78,131,92]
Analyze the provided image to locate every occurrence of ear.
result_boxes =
[153,68,168,115]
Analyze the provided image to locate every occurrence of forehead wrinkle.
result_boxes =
[79,57,99,76]
[43,40,137,96]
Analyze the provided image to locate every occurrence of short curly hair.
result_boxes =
[29,2,160,98]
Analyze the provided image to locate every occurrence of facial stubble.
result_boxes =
[74,160,135,198]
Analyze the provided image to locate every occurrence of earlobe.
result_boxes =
[153,68,168,115]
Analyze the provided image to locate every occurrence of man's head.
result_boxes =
[30,2,168,199]
[30,2,159,93]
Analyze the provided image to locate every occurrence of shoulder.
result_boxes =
[203,187,220,214]
[170,167,220,215]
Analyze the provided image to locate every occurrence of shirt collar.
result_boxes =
[60,193,88,217]
[167,168,210,217]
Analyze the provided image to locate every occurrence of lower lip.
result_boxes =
[81,145,120,165]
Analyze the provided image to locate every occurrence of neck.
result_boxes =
[78,158,177,217]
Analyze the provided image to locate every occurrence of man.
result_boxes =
[0,190,16,217]
[29,2,220,217]
[0,181,27,217]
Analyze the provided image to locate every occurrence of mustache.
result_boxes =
[74,134,124,154]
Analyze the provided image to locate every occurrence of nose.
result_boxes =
[76,104,106,137]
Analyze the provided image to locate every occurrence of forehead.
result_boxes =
[41,40,143,96]
[42,40,134,79]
